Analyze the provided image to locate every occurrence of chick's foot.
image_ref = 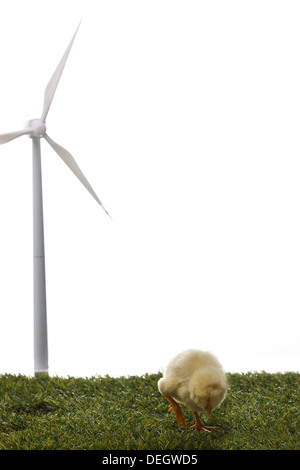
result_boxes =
[163,395,187,429]
[190,411,221,433]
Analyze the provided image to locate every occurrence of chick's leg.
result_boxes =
[163,395,187,429]
[190,411,220,433]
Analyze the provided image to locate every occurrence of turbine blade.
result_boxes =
[41,22,81,123]
[0,128,31,144]
[44,134,111,218]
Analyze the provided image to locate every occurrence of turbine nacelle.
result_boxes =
[25,119,47,138]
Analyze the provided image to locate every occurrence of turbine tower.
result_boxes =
[0,22,110,375]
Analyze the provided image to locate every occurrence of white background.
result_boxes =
[0,0,299,377]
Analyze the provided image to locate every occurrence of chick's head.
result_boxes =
[189,368,227,417]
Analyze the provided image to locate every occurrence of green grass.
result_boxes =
[0,372,299,450]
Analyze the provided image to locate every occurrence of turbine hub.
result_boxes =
[25,118,46,138]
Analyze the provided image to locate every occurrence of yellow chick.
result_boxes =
[158,349,227,432]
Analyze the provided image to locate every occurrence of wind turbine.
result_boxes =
[0,22,110,375]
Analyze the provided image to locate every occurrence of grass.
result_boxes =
[0,371,299,450]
